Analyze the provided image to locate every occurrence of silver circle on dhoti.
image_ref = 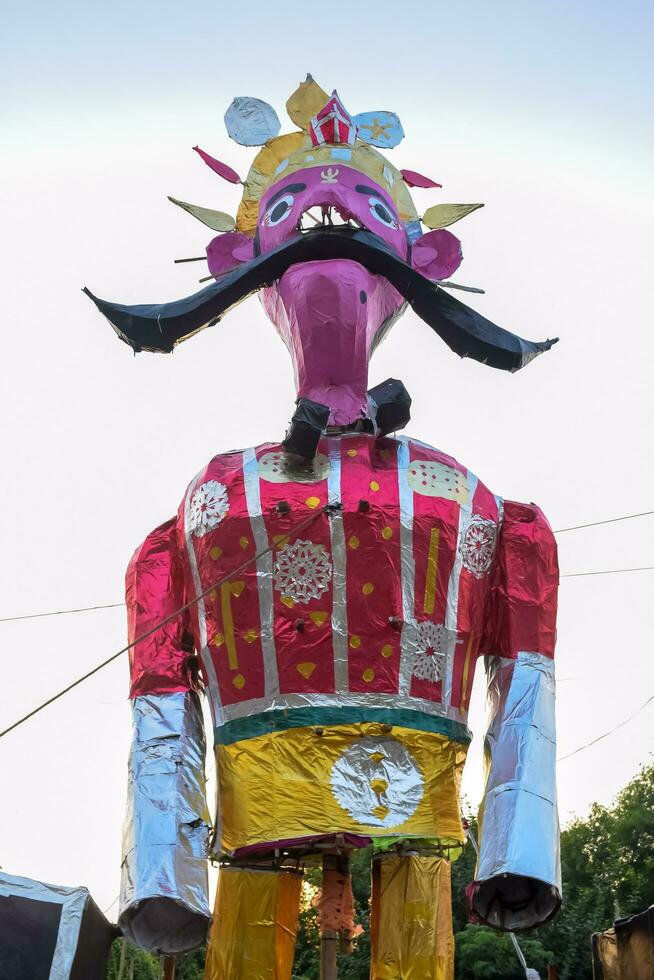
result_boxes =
[330,736,424,829]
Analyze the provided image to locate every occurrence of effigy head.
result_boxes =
[203,83,464,423]
[84,74,558,432]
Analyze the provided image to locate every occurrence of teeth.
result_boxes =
[298,205,365,231]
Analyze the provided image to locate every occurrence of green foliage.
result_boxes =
[105,939,206,980]
[540,760,654,979]
[455,925,552,979]
[106,940,158,979]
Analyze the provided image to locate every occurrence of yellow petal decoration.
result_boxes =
[168,196,236,232]
[286,74,329,130]
[422,203,484,230]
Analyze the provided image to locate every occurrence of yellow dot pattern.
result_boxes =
[233,674,246,689]
[381,527,393,540]
[346,448,358,457]
[362,582,374,596]
[210,546,222,560]
[239,536,249,549]
[362,668,375,683]
[349,635,361,649]
[348,535,360,550]
[381,644,394,658]
[305,496,321,509]
[370,480,380,492]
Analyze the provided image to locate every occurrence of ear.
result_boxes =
[206,232,255,278]
[411,228,462,280]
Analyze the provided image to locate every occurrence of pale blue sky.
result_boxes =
[3,0,653,166]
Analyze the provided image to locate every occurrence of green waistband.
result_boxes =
[214,706,471,746]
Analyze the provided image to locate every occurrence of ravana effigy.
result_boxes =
[86,75,561,980]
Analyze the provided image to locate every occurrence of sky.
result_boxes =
[1,0,653,918]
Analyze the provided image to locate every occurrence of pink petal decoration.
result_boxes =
[411,229,462,280]
[400,168,442,189]
[193,146,241,184]
[206,232,254,278]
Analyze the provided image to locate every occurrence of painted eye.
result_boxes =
[368,196,398,229]
[264,194,295,226]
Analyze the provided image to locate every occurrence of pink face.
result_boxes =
[206,165,463,426]
[256,165,410,260]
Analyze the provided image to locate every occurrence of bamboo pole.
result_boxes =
[161,955,176,980]
[320,854,340,980]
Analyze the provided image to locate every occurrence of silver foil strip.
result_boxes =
[119,692,211,953]
[473,651,561,930]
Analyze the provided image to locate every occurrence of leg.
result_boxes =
[204,865,302,980]
[370,854,454,980]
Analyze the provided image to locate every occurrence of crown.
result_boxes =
[309,92,358,148]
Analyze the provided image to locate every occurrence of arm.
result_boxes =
[119,518,211,953]
[470,500,560,931]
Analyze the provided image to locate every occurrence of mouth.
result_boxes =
[84,226,557,371]
[296,205,365,232]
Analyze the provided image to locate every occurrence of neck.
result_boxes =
[262,260,404,426]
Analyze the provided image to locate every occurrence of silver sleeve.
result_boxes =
[472,651,561,930]
[118,691,211,953]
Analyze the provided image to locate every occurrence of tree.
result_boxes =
[455,925,552,980]
[540,760,654,979]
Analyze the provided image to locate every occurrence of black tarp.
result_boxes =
[0,872,118,980]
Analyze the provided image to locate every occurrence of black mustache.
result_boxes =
[84,226,557,372]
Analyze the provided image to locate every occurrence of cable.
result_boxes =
[561,566,654,578]
[558,693,654,762]
[2,509,652,625]
[4,562,653,625]
[0,506,330,741]
[0,602,124,624]
[554,510,654,534]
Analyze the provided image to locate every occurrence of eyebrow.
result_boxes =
[355,184,394,210]
[264,183,307,209]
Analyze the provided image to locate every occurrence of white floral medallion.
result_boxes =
[460,515,497,578]
[331,736,424,828]
[187,480,229,538]
[412,621,449,682]
[273,539,332,603]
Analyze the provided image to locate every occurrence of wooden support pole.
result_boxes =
[320,854,344,980]
[320,926,339,980]
[161,955,176,980]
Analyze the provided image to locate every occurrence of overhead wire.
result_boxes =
[0,602,124,624]
[553,509,654,534]
[561,566,654,578]
[558,693,654,762]
[1,504,652,754]
[0,505,330,741]
[2,508,652,624]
